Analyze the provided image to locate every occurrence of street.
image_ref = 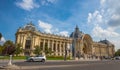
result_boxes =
[1,60,120,70]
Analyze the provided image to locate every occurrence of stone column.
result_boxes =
[51,40,54,51]
[48,40,50,48]
[22,35,26,56]
[31,36,34,56]
[39,38,41,47]
[20,35,24,49]
[59,41,62,56]
[16,34,20,44]
[20,34,23,47]
[63,42,65,55]
[43,39,45,51]
[55,41,58,56]
[19,34,22,45]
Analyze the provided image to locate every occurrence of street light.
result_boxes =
[64,40,67,61]
[64,37,71,61]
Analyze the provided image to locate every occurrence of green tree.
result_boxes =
[0,45,4,55]
[33,45,42,55]
[2,45,15,55]
[14,43,23,56]
[2,40,15,55]
[44,46,53,56]
[0,32,2,40]
[115,49,120,56]
[3,40,14,47]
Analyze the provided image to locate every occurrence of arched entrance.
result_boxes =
[82,34,93,59]
[24,37,31,56]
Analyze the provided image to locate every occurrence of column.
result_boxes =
[48,40,50,48]
[43,39,45,51]
[39,38,41,47]
[59,41,62,56]
[63,42,65,55]
[22,35,26,56]
[55,41,58,56]
[21,35,24,48]
[16,34,20,44]
[19,34,22,45]
[51,40,54,51]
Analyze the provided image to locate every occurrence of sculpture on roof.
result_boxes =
[23,21,36,31]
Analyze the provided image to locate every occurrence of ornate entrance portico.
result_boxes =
[70,26,93,59]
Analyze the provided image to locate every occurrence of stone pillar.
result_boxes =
[39,38,41,47]
[43,39,45,51]
[16,34,20,44]
[19,34,22,45]
[51,40,54,52]
[22,35,26,56]
[55,41,58,56]
[59,41,62,56]
[31,36,34,56]
[20,35,24,47]
[48,40,50,48]
[63,42,65,56]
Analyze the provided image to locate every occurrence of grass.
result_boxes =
[0,56,26,60]
[0,56,70,60]
[47,56,70,60]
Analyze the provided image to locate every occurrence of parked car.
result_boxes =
[114,56,120,60]
[26,55,46,62]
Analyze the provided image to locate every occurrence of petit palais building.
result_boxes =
[15,22,115,59]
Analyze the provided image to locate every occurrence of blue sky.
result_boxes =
[0,0,120,50]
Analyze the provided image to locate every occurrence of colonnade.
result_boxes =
[16,33,72,56]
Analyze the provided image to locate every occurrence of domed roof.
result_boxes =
[99,39,113,46]
[70,25,83,38]
[23,22,36,31]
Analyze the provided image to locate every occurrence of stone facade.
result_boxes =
[15,23,115,59]
[70,26,115,59]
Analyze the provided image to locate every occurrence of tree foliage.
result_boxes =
[3,40,14,47]
[2,45,16,55]
[115,49,120,56]
[33,45,42,55]
[0,45,4,55]
[44,46,53,56]
[2,40,16,55]
[14,43,23,56]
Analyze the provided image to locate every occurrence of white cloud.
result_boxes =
[87,13,92,23]
[100,0,106,5]
[101,0,120,27]
[111,40,120,51]
[38,20,69,37]
[38,20,52,33]
[87,10,103,25]
[92,25,119,38]
[87,0,120,50]
[108,14,120,27]
[0,37,6,45]
[15,0,39,11]
[59,31,69,37]
[40,0,57,6]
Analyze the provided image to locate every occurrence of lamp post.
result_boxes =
[8,55,12,65]
[64,43,71,61]
[72,38,76,60]
[64,40,67,61]
[99,44,102,60]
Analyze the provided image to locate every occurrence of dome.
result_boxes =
[99,39,113,46]
[70,25,83,38]
[24,22,36,31]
